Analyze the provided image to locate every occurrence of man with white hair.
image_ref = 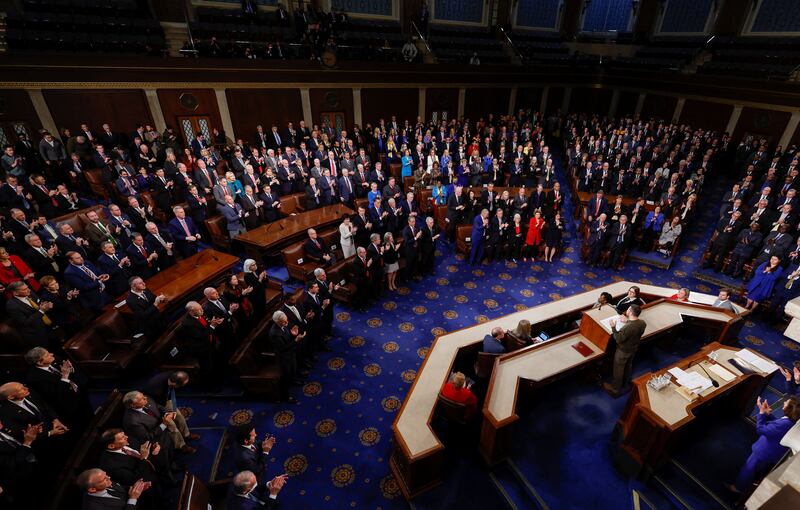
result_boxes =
[76,467,152,510]
[226,470,287,509]
[0,381,68,441]
[267,311,303,404]
[202,286,238,349]
[482,327,507,354]
[178,301,224,388]
[122,389,195,465]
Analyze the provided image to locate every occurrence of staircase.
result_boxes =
[489,460,549,510]
[161,21,190,57]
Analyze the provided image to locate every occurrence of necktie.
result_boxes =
[143,405,157,419]
[122,446,143,459]
[21,399,41,418]
[180,219,192,237]
[28,298,52,326]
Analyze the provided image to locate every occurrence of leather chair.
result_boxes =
[63,310,144,378]
[327,257,355,304]
[51,204,105,236]
[204,214,232,252]
[47,390,124,510]
[456,224,473,255]
[503,331,529,352]
[354,197,369,211]
[474,351,500,379]
[229,318,281,400]
[417,188,433,215]
[436,394,469,425]
[279,193,304,215]
[144,320,200,375]
[0,321,27,373]
[139,191,168,224]
[389,162,402,182]
[282,228,341,282]
[83,168,110,201]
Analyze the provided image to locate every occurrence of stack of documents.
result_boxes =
[668,367,713,395]
[735,349,780,374]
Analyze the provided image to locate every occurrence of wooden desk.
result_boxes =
[614,342,774,475]
[391,281,733,500]
[235,203,353,260]
[109,249,238,315]
[479,299,741,466]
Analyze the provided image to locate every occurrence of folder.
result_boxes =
[572,341,593,357]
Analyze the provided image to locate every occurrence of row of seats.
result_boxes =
[22,0,144,17]
[5,29,165,53]
[5,12,161,33]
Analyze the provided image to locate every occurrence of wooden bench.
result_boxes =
[229,317,281,400]
[63,310,145,378]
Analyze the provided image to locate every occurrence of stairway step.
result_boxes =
[653,460,732,510]
[490,461,548,510]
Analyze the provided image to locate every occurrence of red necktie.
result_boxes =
[139,245,151,266]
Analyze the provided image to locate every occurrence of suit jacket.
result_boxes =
[304,237,331,262]
[97,252,133,295]
[56,234,89,259]
[5,293,51,344]
[587,197,608,219]
[81,487,138,510]
[233,443,268,479]
[446,193,464,223]
[0,392,58,438]
[126,289,164,338]
[178,313,216,359]
[22,246,59,278]
[225,484,277,510]
[122,403,170,447]
[0,437,36,487]
[167,217,199,243]
[84,221,119,249]
[98,449,157,487]
[267,322,297,367]
[64,262,109,310]
[220,203,245,232]
[482,335,506,354]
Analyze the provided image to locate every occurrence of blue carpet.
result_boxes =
[87,151,800,510]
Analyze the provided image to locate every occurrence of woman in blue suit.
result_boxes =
[401,149,413,179]
[746,255,784,310]
[639,205,664,252]
[730,396,800,493]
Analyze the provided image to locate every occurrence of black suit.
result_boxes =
[126,289,165,341]
[98,448,158,487]
[26,362,90,427]
[177,314,220,387]
[81,483,139,510]
[233,443,268,483]
[0,393,59,439]
[0,434,36,503]
[268,322,297,400]
[5,294,51,348]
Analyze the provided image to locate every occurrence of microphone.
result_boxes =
[698,364,720,388]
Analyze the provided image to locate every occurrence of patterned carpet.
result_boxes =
[131,155,800,510]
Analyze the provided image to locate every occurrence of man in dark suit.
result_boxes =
[96,241,133,297]
[351,247,372,310]
[126,277,167,342]
[149,169,173,214]
[97,428,161,489]
[753,223,794,268]
[24,347,91,428]
[402,216,422,280]
[420,216,440,275]
[232,425,276,485]
[351,206,372,247]
[143,223,175,269]
[202,286,238,352]
[64,251,111,312]
[122,390,192,460]
[0,382,68,443]
[178,302,223,389]
[587,213,610,268]
[193,160,217,194]
[126,233,159,279]
[586,190,608,223]
[0,417,39,509]
[140,371,199,447]
[125,197,155,235]
[22,233,60,278]
[303,228,336,266]
[338,168,355,207]
[704,211,745,271]
[167,207,201,259]
[226,470,286,510]
[5,281,53,348]
[268,311,302,404]
[311,268,338,339]
[543,182,564,219]
[75,468,152,510]
[605,215,631,270]
[55,222,90,259]
[446,186,466,241]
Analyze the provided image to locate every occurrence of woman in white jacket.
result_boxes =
[339,216,357,258]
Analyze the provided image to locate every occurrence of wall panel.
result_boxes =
[43,90,152,136]
[516,87,543,112]
[678,99,733,132]
[568,87,613,115]
[545,87,564,114]
[616,91,639,117]
[309,88,354,130]
[733,107,791,144]
[360,88,418,125]
[225,89,303,144]
[463,87,511,120]
[640,94,677,120]
[157,89,223,135]
[425,88,459,121]
[0,90,43,137]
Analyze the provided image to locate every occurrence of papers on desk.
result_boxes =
[736,349,780,374]
[707,363,736,382]
[599,315,626,331]
[688,294,717,306]
[668,367,713,394]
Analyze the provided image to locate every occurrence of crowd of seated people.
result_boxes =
[563,114,722,270]
[2,105,800,506]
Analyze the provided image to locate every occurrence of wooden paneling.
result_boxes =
[516,87,543,112]
[225,89,303,144]
[545,87,564,115]
[733,108,791,144]
[44,90,152,137]
[640,94,677,120]
[425,88,459,121]
[678,100,733,132]
[569,87,613,115]
[309,88,354,128]
[157,89,223,135]
[617,91,639,117]
[361,88,418,125]
[464,87,511,120]
[0,90,43,136]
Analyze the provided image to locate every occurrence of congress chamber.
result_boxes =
[2,1,800,509]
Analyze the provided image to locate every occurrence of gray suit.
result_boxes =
[39,138,66,162]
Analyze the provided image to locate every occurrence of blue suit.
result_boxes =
[470,214,487,265]
[167,217,200,258]
[786,379,800,398]
[225,484,277,509]
[735,414,794,490]
[64,261,109,311]
[483,334,506,354]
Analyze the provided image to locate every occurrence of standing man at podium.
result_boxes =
[603,304,646,397]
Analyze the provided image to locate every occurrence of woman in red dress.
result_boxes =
[0,247,40,297]
[524,210,546,262]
